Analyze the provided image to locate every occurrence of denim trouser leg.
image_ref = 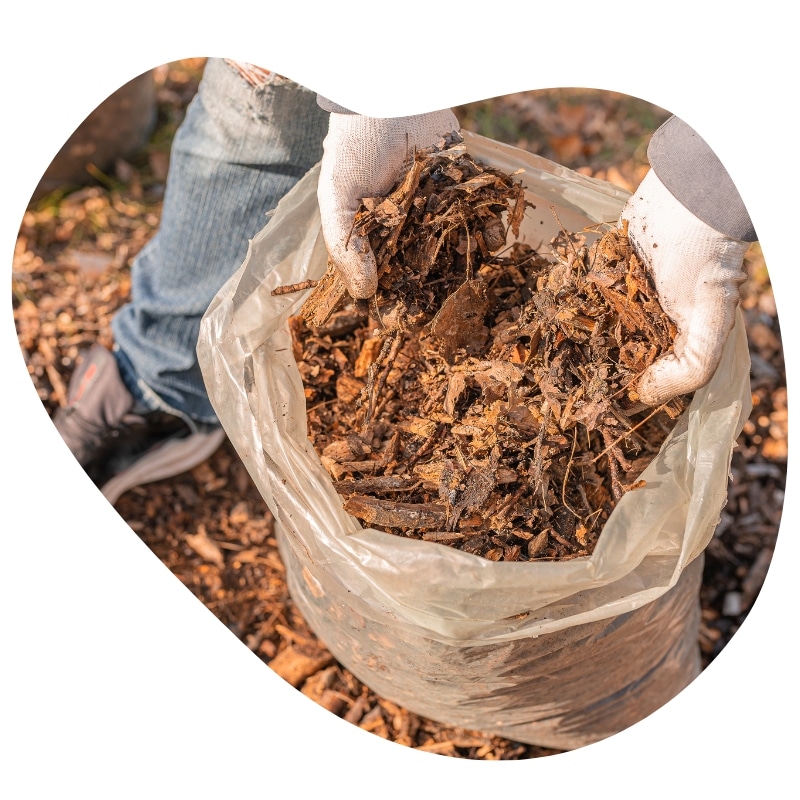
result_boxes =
[112,58,329,425]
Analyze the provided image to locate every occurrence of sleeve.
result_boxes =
[647,115,756,242]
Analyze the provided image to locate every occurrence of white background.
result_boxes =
[2,3,795,797]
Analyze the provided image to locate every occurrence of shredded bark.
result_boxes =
[286,140,686,562]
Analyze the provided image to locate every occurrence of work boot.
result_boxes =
[53,345,226,504]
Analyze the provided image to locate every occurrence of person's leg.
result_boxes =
[112,58,329,425]
[55,59,329,502]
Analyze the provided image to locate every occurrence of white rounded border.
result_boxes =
[3,3,794,796]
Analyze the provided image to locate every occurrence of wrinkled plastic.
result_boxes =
[198,131,752,748]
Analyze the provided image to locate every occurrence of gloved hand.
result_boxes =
[621,169,749,406]
[317,110,460,298]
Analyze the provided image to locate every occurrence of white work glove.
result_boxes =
[317,110,460,298]
[621,170,749,406]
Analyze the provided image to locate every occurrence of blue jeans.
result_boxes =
[112,58,329,426]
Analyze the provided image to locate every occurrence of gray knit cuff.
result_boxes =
[316,95,356,114]
[648,116,756,242]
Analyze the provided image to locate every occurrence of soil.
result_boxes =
[11,59,786,759]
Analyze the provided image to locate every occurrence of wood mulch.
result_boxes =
[291,141,685,562]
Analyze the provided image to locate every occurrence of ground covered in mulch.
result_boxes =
[11,59,786,759]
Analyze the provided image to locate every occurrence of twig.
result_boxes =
[591,402,671,464]
[271,279,318,296]
[561,426,583,520]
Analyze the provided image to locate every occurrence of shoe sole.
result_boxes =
[100,427,227,505]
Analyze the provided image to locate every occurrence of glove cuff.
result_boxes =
[316,94,356,114]
[648,116,756,242]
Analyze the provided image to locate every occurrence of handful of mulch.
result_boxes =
[284,140,686,562]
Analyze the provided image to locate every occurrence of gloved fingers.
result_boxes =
[636,303,736,406]
[320,197,378,300]
[318,110,460,299]
[637,352,714,407]
[323,221,379,298]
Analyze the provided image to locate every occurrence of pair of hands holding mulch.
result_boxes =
[316,109,750,407]
[294,110,750,562]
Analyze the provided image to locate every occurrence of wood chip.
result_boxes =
[269,645,334,688]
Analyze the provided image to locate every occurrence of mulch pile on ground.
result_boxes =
[289,141,685,561]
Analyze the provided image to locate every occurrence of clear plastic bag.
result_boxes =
[198,132,752,748]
